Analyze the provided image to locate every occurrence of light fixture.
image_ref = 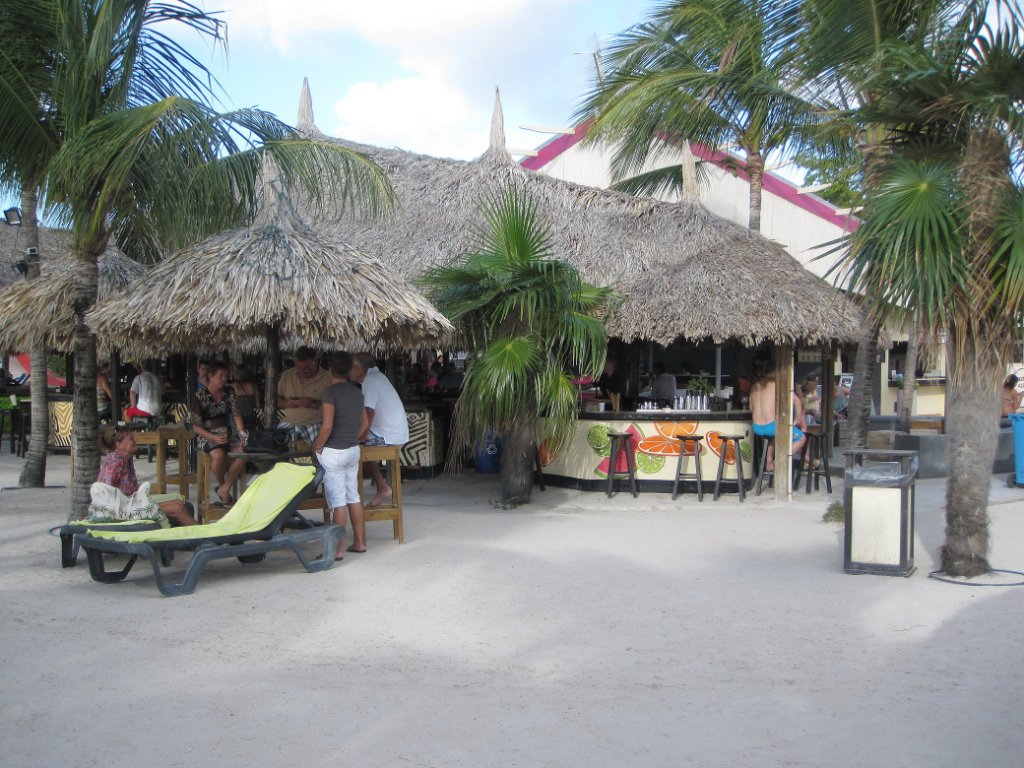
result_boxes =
[4,207,22,226]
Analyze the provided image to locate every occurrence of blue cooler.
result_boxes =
[475,432,501,474]
[1011,414,1024,487]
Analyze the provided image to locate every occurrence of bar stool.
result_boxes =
[671,435,704,501]
[606,432,638,498]
[713,434,747,502]
[754,434,774,496]
[794,426,832,493]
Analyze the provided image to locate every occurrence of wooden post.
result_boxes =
[264,323,280,428]
[774,344,794,501]
[822,344,836,457]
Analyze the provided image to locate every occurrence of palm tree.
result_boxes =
[0,0,394,519]
[421,184,619,505]
[826,0,1024,577]
[0,6,60,486]
[574,0,835,231]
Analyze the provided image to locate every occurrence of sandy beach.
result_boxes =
[1,450,1022,768]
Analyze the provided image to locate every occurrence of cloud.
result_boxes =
[332,76,493,160]
[219,0,542,54]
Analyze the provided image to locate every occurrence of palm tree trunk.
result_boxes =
[939,127,1014,577]
[17,188,49,487]
[898,317,920,433]
[746,153,764,232]
[941,316,1005,577]
[846,314,883,450]
[69,255,100,521]
[500,420,534,505]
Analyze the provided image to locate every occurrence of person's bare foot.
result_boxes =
[368,488,391,506]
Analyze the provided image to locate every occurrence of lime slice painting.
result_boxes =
[587,424,612,457]
[634,452,665,475]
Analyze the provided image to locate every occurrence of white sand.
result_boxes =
[1,451,1022,767]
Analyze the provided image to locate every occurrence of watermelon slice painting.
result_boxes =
[594,423,644,478]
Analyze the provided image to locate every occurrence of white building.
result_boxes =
[521,127,858,283]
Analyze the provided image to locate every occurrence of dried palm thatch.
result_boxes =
[0,225,74,289]
[86,182,453,356]
[296,82,862,346]
[0,245,145,353]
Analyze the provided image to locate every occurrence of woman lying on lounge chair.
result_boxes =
[99,429,197,526]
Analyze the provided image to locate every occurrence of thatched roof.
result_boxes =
[86,179,453,356]
[0,246,145,353]
[299,83,862,346]
[0,225,74,289]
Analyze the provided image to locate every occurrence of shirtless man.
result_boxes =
[749,360,806,471]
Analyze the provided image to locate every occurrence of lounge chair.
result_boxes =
[75,463,342,596]
[57,498,194,568]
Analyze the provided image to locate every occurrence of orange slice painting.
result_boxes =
[655,421,699,439]
[705,430,736,465]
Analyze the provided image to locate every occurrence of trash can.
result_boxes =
[1009,413,1024,487]
[843,449,919,577]
[474,432,501,474]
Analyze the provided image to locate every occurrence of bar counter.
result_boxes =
[541,409,754,492]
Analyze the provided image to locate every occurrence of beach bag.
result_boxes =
[88,481,165,524]
[245,428,291,454]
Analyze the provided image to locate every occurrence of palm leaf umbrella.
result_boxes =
[0,244,145,354]
[87,179,453,426]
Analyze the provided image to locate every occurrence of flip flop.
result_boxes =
[346,546,367,553]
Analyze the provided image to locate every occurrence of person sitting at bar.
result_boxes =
[122,359,161,421]
[277,347,332,446]
[96,363,113,422]
[1002,374,1022,417]
[350,352,409,506]
[189,361,246,507]
[651,361,677,404]
[801,378,822,426]
[750,359,806,472]
[98,427,197,525]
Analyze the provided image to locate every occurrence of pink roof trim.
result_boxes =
[520,122,859,232]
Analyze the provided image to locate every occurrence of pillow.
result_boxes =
[88,481,167,524]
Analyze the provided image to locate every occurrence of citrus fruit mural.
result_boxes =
[593,423,651,478]
[654,421,699,439]
[705,430,753,465]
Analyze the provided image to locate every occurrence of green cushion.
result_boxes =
[89,464,316,543]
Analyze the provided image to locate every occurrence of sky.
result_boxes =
[197,0,652,160]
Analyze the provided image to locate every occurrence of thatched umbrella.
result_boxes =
[296,82,862,347]
[0,245,145,354]
[87,176,453,425]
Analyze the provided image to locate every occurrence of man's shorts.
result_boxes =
[752,421,803,443]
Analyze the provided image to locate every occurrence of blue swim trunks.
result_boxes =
[752,422,803,443]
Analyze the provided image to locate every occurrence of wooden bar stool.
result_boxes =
[713,434,747,502]
[794,427,832,493]
[671,435,704,501]
[754,434,775,496]
[606,432,638,498]
[360,444,404,543]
